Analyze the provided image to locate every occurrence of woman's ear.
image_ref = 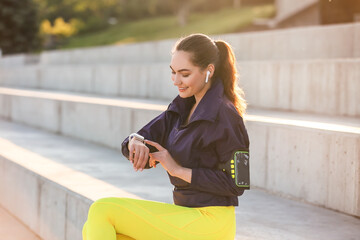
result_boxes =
[207,64,215,78]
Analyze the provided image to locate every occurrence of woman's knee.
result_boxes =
[88,197,129,219]
[87,198,111,219]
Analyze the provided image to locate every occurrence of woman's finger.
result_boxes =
[149,152,160,162]
[142,148,150,169]
[133,146,140,169]
[136,150,145,171]
[129,144,134,163]
[152,159,157,168]
[144,140,164,151]
[139,154,148,171]
[149,155,158,168]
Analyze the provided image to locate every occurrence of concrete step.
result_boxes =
[1,58,360,117]
[0,87,359,217]
[0,204,41,240]
[1,119,359,240]
[0,63,177,101]
[1,22,359,66]
[241,58,360,117]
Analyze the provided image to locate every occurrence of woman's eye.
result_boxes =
[171,71,176,75]
[183,74,190,78]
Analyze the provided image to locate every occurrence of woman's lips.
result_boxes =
[179,87,188,92]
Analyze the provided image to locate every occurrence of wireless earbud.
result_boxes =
[205,70,211,83]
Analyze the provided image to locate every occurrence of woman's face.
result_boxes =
[170,50,210,101]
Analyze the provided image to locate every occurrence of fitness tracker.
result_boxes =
[129,133,145,143]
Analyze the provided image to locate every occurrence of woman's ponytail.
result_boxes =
[215,40,247,117]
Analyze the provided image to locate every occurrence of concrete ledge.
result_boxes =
[0,88,167,149]
[38,40,175,65]
[0,54,26,66]
[0,63,177,101]
[0,138,142,240]
[1,119,360,240]
[32,22,360,62]
[0,88,359,217]
[0,119,170,240]
[0,54,40,67]
[0,150,136,240]
[246,110,360,216]
[1,22,359,67]
[240,59,360,117]
[0,205,41,240]
[1,59,360,117]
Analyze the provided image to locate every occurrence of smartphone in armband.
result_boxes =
[218,150,250,189]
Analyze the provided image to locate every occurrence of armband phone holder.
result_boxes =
[218,150,250,189]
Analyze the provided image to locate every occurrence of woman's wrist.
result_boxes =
[129,133,144,143]
[128,136,145,150]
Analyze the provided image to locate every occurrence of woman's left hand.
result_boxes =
[144,140,192,183]
[144,139,181,176]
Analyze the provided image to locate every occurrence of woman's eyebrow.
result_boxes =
[169,66,191,72]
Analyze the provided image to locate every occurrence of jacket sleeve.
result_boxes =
[121,110,170,167]
[189,108,249,197]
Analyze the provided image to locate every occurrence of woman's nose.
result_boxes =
[173,74,181,86]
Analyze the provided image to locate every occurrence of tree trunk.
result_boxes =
[234,0,242,8]
[177,1,192,27]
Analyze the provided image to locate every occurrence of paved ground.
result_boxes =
[0,204,41,240]
[0,119,360,240]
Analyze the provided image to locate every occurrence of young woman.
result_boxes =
[83,33,249,240]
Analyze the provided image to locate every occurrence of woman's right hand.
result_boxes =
[128,137,150,171]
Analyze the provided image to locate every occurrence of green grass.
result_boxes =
[61,4,275,49]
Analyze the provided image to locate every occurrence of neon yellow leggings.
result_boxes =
[82,198,235,240]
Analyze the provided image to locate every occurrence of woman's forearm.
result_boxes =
[173,167,192,183]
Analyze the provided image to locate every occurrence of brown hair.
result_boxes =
[173,33,247,116]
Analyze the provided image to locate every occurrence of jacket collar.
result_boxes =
[168,78,223,124]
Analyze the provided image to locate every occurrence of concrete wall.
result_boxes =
[247,120,360,216]
[0,155,91,240]
[0,90,359,217]
[1,22,359,66]
[222,22,360,61]
[240,59,360,117]
[1,59,359,117]
[40,22,360,62]
[0,139,141,240]
[0,54,26,67]
[0,64,177,100]
[0,54,39,67]
[39,40,174,65]
[0,90,168,150]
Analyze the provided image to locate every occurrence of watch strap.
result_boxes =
[129,133,145,143]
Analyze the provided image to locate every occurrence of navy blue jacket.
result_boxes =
[121,78,250,207]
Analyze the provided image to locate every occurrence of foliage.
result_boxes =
[40,17,81,37]
[62,4,275,49]
[0,0,40,55]
[39,17,84,49]
[0,0,274,53]
[34,0,271,34]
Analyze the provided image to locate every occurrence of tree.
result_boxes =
[175,0,235,26]
[177,0,192,27]
[175,0,209,27]
[0,0,40,55]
